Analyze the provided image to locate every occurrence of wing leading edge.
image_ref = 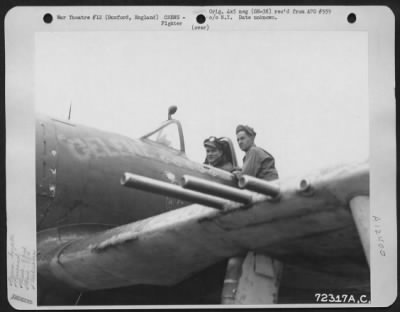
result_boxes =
[37,161,369,293]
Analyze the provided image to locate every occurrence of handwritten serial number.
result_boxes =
[314,293,370,303]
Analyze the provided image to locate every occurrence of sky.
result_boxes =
[35,30,368,178]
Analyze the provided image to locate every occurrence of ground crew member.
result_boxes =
[203,136,234,172]
[221,125,280,304]
[234,124,278,181]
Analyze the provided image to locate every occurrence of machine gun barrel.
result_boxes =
[238,175,280,197]
[181,175,253,204]
[121,173,239,210]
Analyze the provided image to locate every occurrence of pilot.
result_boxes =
[234,124,278,181]
[203,136,234,172]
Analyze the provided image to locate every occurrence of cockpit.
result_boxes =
[141,120,185,153]
[140,106,238,167]
[141,106,185,153]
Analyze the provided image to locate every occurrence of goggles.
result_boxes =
[203,136,223,149]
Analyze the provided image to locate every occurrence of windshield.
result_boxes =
[144,121,183,151]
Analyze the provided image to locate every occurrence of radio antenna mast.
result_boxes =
[68,102,72,120]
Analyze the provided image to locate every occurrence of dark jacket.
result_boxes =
[242,145,278,181]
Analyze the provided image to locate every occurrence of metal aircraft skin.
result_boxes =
[36,111,370,305]
[36,115,233,231]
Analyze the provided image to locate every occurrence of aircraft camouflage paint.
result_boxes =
[37,107,370,305]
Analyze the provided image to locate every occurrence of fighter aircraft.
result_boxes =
[37,106,370,305]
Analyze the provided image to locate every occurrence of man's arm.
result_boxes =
[241,148,262,177]
[259,156,279,181]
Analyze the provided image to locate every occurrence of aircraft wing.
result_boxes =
[38,162,369,294]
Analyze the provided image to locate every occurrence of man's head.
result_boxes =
[236,125,256,152]
[203,137,224,166]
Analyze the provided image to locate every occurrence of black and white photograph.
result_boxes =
[5,6,396,309]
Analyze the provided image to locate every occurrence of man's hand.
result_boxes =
[232,170,242,180]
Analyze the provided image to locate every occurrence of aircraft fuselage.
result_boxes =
[36,115,234,231]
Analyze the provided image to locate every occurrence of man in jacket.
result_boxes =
[235,124,278,181]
